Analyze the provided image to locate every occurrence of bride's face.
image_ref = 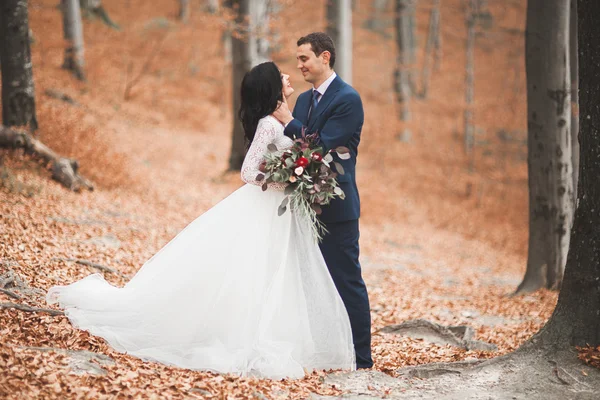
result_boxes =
[281,73,294,98]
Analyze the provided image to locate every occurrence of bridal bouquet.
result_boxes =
[255,130,350,241]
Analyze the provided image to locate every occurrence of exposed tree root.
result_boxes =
[0,125,93,192]
[0,302,64,316]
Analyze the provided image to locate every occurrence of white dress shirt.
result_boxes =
[313,71,337,101]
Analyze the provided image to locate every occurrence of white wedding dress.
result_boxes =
[46,115,356,379]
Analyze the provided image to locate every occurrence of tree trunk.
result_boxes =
[79,0,119,30]
[62,0,86,81]
[326,0,353,85]
[569,0,579,201]
[0,0,38,132]
[227,0,270,170]
[534,0,600,348]
[205,0,219,14]
[418,0,440,99]
[249,0,269,66]
[516,0,573,295]
[364,0,389,35]
[464,0,476,161]
[394,0,415,121]
[178,0,190,23]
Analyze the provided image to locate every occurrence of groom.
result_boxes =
[273,32,373,369]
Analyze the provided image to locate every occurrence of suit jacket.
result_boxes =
[284,75,363,223]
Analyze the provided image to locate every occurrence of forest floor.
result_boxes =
[2,0,596,399]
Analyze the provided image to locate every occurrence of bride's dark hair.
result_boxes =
[239,61,283,144]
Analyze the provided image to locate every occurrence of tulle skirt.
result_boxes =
[47,184,356,379]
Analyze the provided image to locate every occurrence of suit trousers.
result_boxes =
[319,219,373,369]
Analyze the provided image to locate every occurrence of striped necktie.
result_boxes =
[308,89,321,121]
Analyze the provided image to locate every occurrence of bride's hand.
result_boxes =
[273,98,293,126]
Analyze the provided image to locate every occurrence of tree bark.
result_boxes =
[178,0,190,23]
[326,0,353,84]
[464,0,476,160]
[418,0,441,99]
[79,0,119,30]
[205,0,220,14]
[517,0,573,295]
[534,0,600,348]
[569,0,579,201]
[62,0,86,81]
[0,0,38,132]
[394,0,415,121]
[364,0,389,35]
[228,0,252,171]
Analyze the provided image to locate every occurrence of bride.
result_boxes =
[46,61,356,379]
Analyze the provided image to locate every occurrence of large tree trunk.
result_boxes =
[326,0,353,84]
[394,0,416,121]
[228,0,270,171]
[534,0,600,348]
[0,0,38,132]
[569,0,579,201]
[62,0,86,81]
[516,0,573,295]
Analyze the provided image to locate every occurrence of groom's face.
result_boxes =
[296,44,328,85]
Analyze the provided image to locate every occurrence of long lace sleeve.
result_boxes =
[241,118,288,191]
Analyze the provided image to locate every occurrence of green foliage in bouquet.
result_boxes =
[255,131,351,241]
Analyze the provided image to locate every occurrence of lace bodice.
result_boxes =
[241,116,293,191]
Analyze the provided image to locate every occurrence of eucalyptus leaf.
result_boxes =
[323,153,333,163]
[335,146,350,154]
[281,196,289,208]
[256,174,265,182]
[278,205,287,216]
[261,182,268,191]
[334,187,344,196]
[333,162,345,175]
[337,152,351,160]
[267,143,278,152]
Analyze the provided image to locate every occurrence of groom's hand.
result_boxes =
[273,99,294,126]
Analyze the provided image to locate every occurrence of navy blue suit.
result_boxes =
[284,75,373,368]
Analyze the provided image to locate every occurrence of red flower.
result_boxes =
[311,152,323,162]
[295,157,309,167]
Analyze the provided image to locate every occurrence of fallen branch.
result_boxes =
[51,257,127,278]
[0,125,93,192]
[0,302,64,316]
[0,287,21,300]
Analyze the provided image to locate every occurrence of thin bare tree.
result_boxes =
[179,0,190,22]
[394,0,416,121]
[62,0,86,81]
[326,0,353,85]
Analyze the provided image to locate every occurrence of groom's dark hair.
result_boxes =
[297,32,336,69]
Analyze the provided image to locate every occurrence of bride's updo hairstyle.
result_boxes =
[239,61,284,144]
